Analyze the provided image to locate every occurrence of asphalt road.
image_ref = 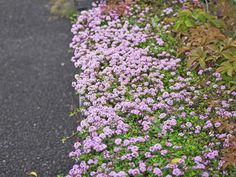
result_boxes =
[0,0,78,176]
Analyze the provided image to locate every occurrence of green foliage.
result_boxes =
[173,8,224,32]
[69,106,83,117]
[57,175,64,177]
[220,74,236,91]
[69,12,78,24]
[68,1,236,175]
[217,61,236,77]
[177,20,236,90]
[212,117,236,170]
[208,0,236,36]
[179,24,225,68]
[187,46,207,69]
[221,136,236,170]
[217,42,236,77]
[138,0,179,17]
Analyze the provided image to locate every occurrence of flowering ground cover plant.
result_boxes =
[67,0,236,176]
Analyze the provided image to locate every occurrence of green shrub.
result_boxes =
[173,8,223,32]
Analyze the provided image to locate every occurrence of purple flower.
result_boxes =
[160,150,168,155]
[159,113,167,119]
[145,152,151,158]
[153,167,162,176]
[201,172,209,177]
[128,168,140,176]
[118,171,127,177]
[186,122,192,128]
[193,156,202,163]
[115,138,122,145]
[172,168,182,176]
[67,3,236,176]
[114,147,120,153]
[139,162,146,172]
[214,122,221,128]
[123,139,130,146]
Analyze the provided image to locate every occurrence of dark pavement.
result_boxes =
[0,0,78,176]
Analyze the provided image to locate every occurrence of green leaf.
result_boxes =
[227,69,233,77]
[217,62,234,76]
[206,44,218,52]
[199,57,206,69]
[187,58,196,68]
[151,15,160,28]
[173,22,181,31]
[229,80,236,84]
[179,10,192,17]
[231,39,236,47]
[188,47,207,69]
[185,19,194,28]
[222,50,236,61]
[57,175,64,177]
[230,85,236,91]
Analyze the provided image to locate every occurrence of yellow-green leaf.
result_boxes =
[199,57,206,69]
[187,58,196,68]
[29,171,38,177]
[171,158,182,164]
[222,50,236,61]
[185,19,194,28]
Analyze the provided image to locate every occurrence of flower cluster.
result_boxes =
[67,2,236,177]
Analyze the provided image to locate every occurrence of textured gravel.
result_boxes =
[0,0,79,176]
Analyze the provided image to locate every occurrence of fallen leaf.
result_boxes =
[29,171,38,177]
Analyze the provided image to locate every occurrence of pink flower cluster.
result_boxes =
[67,2,236,177]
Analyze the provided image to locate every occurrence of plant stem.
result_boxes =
[205,0,209,12]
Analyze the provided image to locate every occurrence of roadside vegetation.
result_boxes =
[66,0,236,176]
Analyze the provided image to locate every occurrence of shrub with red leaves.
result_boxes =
[101,0,133,16]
